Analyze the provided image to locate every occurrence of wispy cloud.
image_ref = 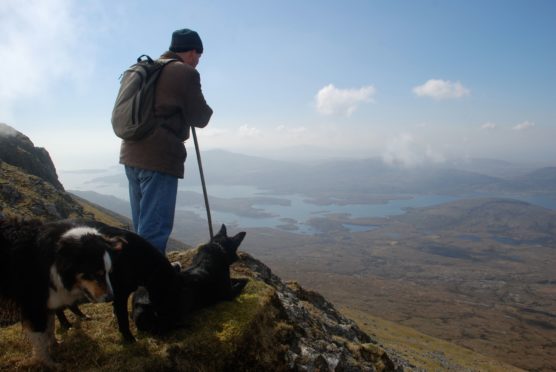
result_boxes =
[0,0,97,116]
[276,125,307,134]
[481,122,497,130]
[512,121,535,131]
[238,124,261,137]
[199,123,311,152]
[413,79,470,100]
[382,133,445,167]
[315,84,375,116]
[200,127,230,137]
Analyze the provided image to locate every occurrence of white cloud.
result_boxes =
[413,79,470,100]
[512,121,535,131]
[200,127,229,137]
[481,122,497,130]
[315,84,375,116]
[276,125,307,134]
[238,124,261,137]
[0,0,96,116]
[382,133,445,167]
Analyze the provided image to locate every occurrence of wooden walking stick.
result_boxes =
[191,127,214,240]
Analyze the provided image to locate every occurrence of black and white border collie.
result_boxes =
[73,220,185,342]
[0,218,121,368]
[50,219,191,343]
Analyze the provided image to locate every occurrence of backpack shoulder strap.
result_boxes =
[155,58,179,69]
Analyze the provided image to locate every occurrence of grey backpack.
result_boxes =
[111,55,177,140]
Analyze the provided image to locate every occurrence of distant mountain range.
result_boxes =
[171,150,556,202]
[79,149,556,202]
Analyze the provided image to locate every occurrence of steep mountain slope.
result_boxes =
[0,125,406,370]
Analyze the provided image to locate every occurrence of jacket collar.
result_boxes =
[160,50,183,62]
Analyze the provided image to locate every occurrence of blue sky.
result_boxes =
[1,0,555,169]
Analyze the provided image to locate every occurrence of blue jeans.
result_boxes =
[125,166,178,254]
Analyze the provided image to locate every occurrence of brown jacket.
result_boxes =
[119,52,213,178]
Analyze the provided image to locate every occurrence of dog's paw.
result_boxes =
[122,333,136,344]
[73,308,92,321]
[48,339,61,353]
[72,314,92,328]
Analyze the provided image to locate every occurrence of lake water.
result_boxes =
[178,187,556,233]
[61,169,556,234]
[176,184,462,233]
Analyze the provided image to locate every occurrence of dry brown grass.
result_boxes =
[342,307,525,372]
[0,279,279,371]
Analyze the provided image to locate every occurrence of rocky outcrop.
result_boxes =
[0,123,98,220]
[169,249,406,371]
[0,161,86,220]
[0,123,63,190]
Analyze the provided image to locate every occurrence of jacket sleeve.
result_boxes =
[185,70,213,128]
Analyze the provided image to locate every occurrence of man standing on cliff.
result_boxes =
[120,28,213,253]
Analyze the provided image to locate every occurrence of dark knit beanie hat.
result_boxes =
[169,28,203,53]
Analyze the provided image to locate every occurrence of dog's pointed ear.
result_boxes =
[231,231,246,251]
[215,224,227,238]
[108,236,127,251]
